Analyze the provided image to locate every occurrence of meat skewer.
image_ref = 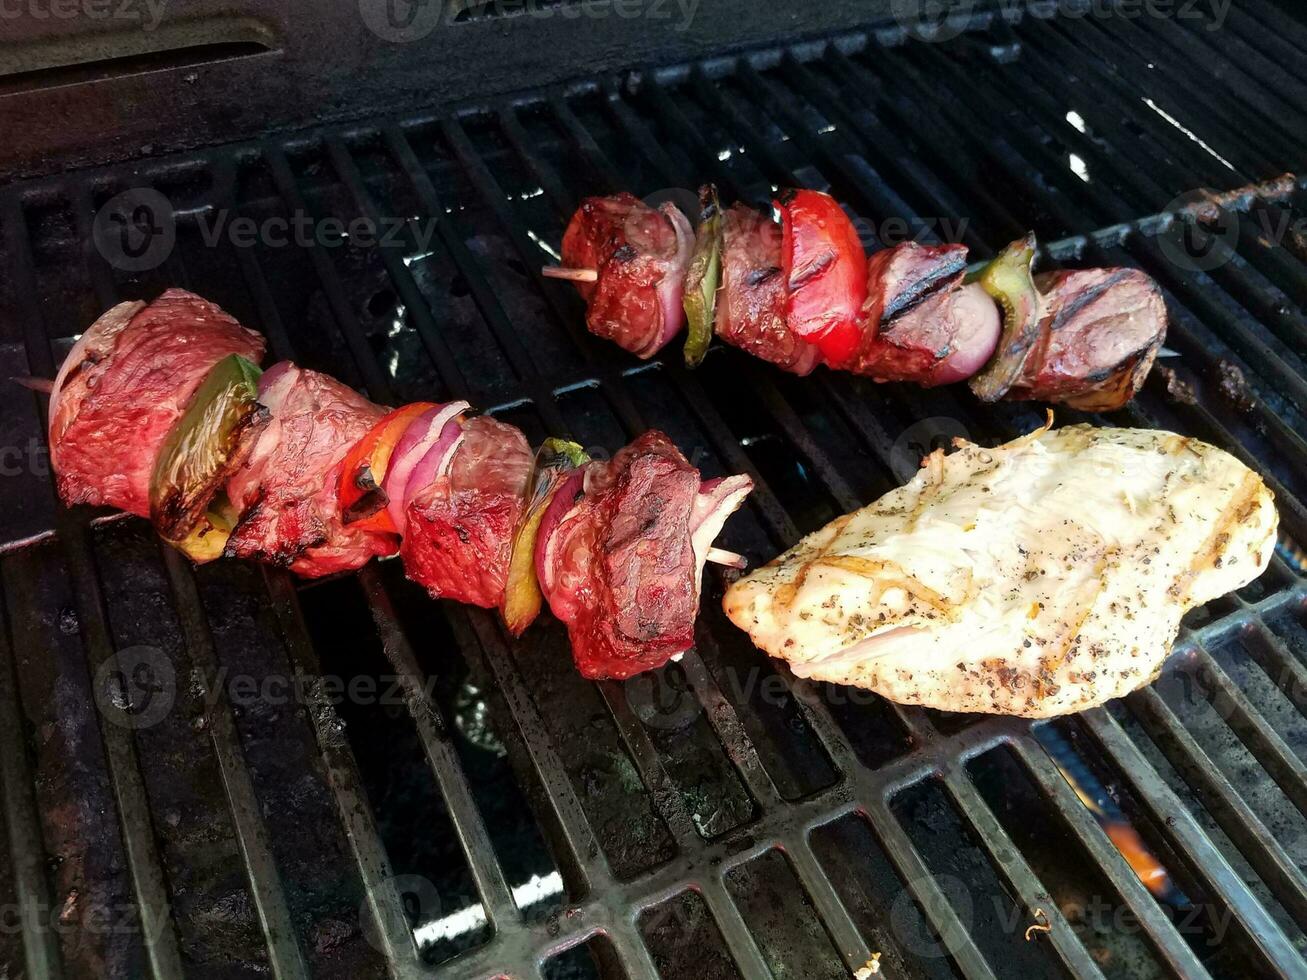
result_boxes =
[43,289,754,680]
[546,186,1167,411]
[556,192,695,358]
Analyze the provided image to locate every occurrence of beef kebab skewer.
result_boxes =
[44,289,754,681]
[544,186,1167,413]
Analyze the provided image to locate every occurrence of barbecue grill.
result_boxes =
[1,0,1305,977]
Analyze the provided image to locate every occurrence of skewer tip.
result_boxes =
[707,547,748,570]
[13,376,54,394]
[542,266,599,283]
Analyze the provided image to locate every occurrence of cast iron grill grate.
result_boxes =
[0,3,1304,978]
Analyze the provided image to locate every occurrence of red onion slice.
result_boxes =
[257,360,294,398]
[924,283,1002,387]
[382,401,470,532]
[400,419,465,513]
[533,469,585,597]
[48,299,145,464]
[689,474,754,598]
[637,203,696,358]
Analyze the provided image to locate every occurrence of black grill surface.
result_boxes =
[1,3,1306,979]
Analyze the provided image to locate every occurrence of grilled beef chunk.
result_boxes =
[849,242,1000,386]
[49,289,265,516]
[400,416,534,608]
[539,432,753,680]
[540,432,701,679]
[561,192,694,358]
[715,205,822,375]
[225,363,396,577]
[1004,268,1167,411]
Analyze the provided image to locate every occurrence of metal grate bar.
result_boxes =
[675,640,786,811]
[784,835,874,973]
[863,792,1000,980]
[453,607,612,898]
[696,875,779,979]
[1243,623,1307,718]
[236,160,553,973]
[1127,686,1307,930]
[154,545,312,980]
[1080,707,1303,975]
[356,566,520,931]
[596,676,705,849]
[324,136,470,398]
[261,567,424,977]
[1230,0,1307,90]
[998,28,1209,202]
[733,59,920,226]
[79,212,314,980]
[2,190,186,980]
[438,114,649,437]
[1173,7,1307,131]
[941,767,1109,978]
[0,587,64,979]
[1007,735,1213,978]
[1047,17,1269,179]
[229,242,424,976]
[262,143,397,402]
[1191,644,1307,819]
[1104,14,1305,166]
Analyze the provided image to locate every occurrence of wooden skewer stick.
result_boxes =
[707,547,747,570]
[13,376,53,394]
[541,266,599,283]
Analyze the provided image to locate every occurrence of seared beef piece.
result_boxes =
[1003,268,1167,411]
[715,204,822,375]
[538,432,751,679]
[561,193,694,358]
[848,242,1000,386]
[541,432,701,679]
[225,363,395,578]
[400,416,533,608]
[49,289,265,516]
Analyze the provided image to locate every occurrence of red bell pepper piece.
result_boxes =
[338,402,439,534]
[775,189,868,367]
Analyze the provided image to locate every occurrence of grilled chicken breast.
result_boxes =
[724,422,1277,717]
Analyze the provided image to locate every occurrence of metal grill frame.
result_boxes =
[0,2,1305,978]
